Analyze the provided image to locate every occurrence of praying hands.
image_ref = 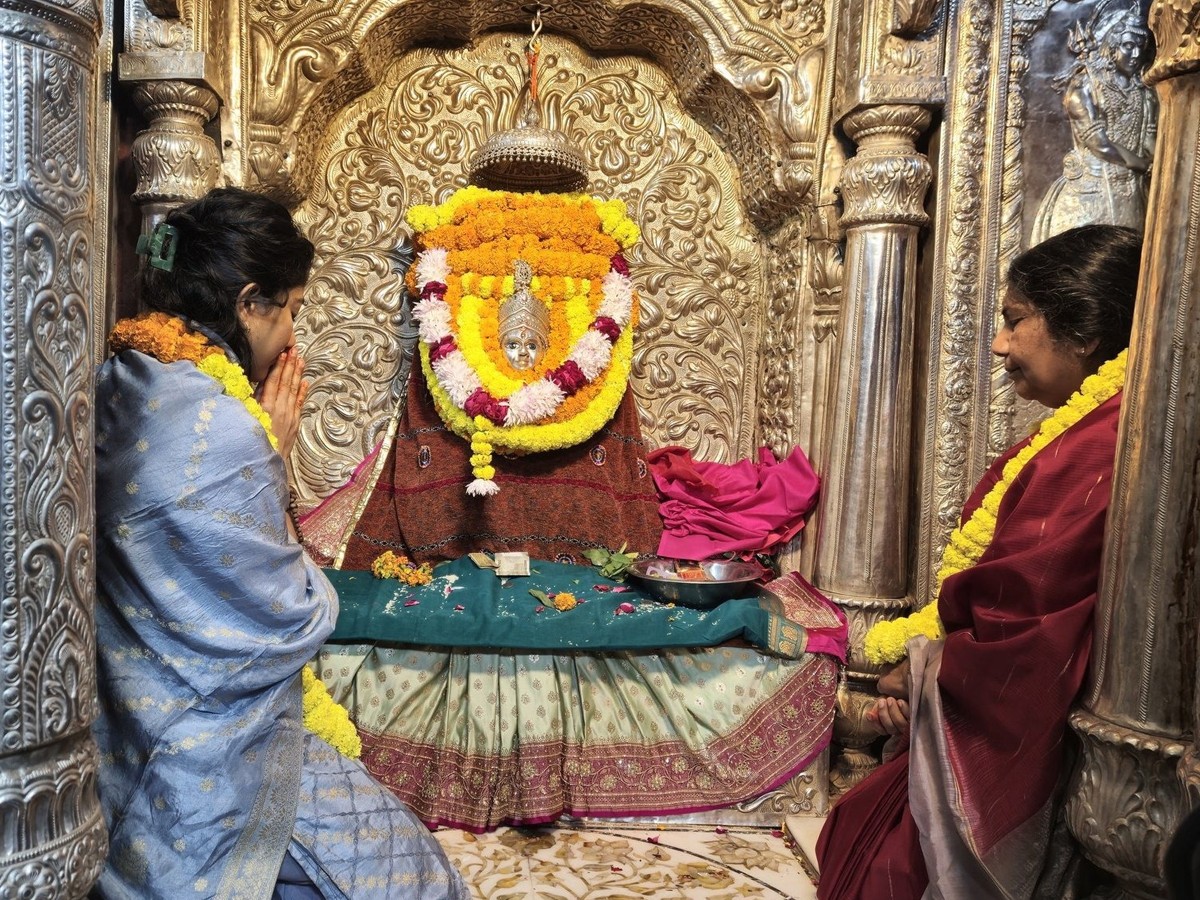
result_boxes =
[255,346,309,458]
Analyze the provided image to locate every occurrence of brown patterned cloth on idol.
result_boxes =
[339,364,662,568]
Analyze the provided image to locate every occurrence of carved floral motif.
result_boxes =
[242,0,820,229]
[1069,710,1188,898]
[1,4,107,891]
[1147,0,1200,83]
[749,0,825,42]
[915,0,994,605]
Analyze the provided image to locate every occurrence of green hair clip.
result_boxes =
[135,222,179,272]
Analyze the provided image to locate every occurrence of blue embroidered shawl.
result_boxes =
[93,349,464,899]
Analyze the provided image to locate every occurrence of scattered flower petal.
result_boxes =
[594,584,612,592]
[404,599,420,607]
[453,604,465,611]
[616,601,636,615]
[714,827,727,834]
[612,585,632,593]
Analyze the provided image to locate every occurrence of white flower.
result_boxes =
[466,478,500,496]
[414,248,450,287]
[599,271,633,324]
[505,379,566,425]
[431,351,480,406]
[414,298,453,343]
[568,330,613,380]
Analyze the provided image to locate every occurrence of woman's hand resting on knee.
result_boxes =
[867,658,912,737]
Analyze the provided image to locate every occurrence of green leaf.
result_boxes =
[529,589,549,604]
[582,547,611,566]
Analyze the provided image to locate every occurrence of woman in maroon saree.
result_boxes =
[817,224,1143,899]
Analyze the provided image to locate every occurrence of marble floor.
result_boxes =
[432,815,824,899]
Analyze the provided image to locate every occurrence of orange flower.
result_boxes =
[551,591,578,612]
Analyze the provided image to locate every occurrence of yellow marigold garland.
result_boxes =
[301,667,362,759]
[108,312,278,450]
[407,187,640,495]
[863,349,1129,666]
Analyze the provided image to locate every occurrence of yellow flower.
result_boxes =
[301,667,361,759]
[371,550,434,585]
[864,350,1128,666]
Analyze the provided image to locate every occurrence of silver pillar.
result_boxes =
[816,104,932,791]
[1066,6,1200,896]
[0,1,108,895]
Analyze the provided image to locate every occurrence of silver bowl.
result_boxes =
[627,557,763,609]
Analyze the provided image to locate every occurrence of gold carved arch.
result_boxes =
[232,0,827,228]
[289,34,765,506]
[227,0,834,507]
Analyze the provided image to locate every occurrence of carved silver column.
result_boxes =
[119,2,223,225]
[0,1,108,895]
[127,81,220,222]
[815,104,932,790]
[1066,6,1200,896]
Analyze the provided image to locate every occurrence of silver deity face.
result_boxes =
[502,325,547,370]
[1109,29,1148,77]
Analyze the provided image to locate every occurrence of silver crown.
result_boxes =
[470,92,589,193]
[1092,1,1148,43]
[499,259,551,340]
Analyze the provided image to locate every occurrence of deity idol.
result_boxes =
[328,42,662,568]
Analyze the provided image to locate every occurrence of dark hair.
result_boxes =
[140,187,315,372]
[1007,224,1141,365]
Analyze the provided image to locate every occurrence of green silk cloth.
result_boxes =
[325,557,808,658]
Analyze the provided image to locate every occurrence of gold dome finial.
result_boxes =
[469,5,589,194]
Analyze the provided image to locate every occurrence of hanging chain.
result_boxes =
[529,5,544,54]
[526,5,545,101]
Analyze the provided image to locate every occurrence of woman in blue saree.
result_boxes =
[92,188,467,899]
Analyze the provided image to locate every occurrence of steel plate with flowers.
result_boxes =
[628,557,763,609]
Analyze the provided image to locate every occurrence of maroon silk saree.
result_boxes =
[818,392,1122,899]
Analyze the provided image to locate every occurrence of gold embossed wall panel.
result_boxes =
[237,0,824,230]
[290,34,764,506]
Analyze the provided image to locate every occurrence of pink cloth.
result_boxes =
[647,445,820,560]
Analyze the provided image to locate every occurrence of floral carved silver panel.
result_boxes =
[0,1,108,895]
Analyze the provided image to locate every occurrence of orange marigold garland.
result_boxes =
[371,550,434,586]
[108,312,278,450]
[407,186,640,496]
